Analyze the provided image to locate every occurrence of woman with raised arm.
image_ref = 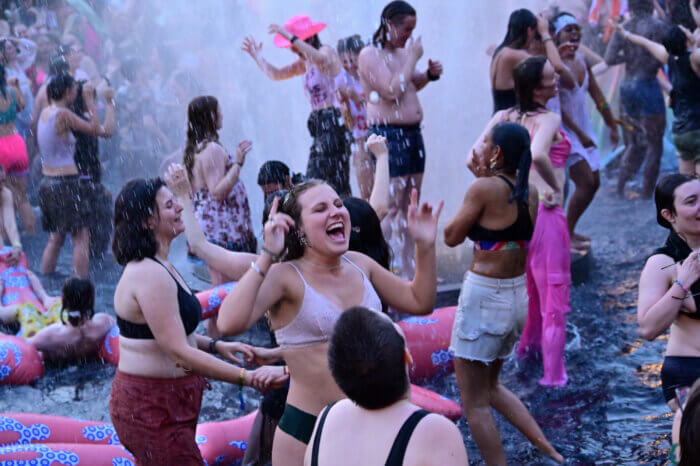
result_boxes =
[468,56,572,387]
[242,16,350,196]
[209,171,441,465]
[109,176,286,465]
[445,122,563,465]
[613,21,700,175]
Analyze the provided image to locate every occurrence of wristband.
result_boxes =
[674,278,690,295]
[209,338,221,354]
[251,261,265,278]
[283,365,289,376]
[598,102,611,112]
[290,35,299,44]
[542,36,553,43]
[426,68,440,82]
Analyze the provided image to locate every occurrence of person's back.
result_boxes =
[305,307,467,466]
[33,313,113,362]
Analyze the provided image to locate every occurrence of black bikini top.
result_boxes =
[117,259,202,339]
[467,175,534,243]
[651,231,700,320]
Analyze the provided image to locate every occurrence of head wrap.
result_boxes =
[553,14,579,36]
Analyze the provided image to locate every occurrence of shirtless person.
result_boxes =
[358,0,442,278]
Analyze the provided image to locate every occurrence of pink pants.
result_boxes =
[517,205,571,386]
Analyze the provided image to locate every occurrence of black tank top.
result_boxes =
[651,231,700,320]
[668,52,700,134]
[310,402,430,466]
[116,259,203,338]
[467,175,534,243]
[492,88,517,114]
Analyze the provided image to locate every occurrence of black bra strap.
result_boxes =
[385,410,430,466]
[495,174,515,191]
[153,259,193,295]
[310,402,337,466]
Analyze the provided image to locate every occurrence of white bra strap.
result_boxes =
[287,262,309,287]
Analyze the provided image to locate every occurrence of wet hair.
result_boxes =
[372,1,416,48]
[0,40,20,64]
[494,9,537,56]
[278,179,326,260]
[679,380,700,466]
[60,277,95,327]
[629,0,654,16]
[112,178,166,265]
[337,35,365,55]
[654,174,697,230]
[304,34,322,50]
[258,161,291,186]
[549,11,578,42]
[0,63,6,99]
[663,26,688,58]
[48,53,70,76]
[491,122,532,204]
[328,307,409,409]
[47,73,75,102]
[343,197,391,271]
[183,96,220,181]
[262,190,289,225]
[72,80,94,116]
[513,55,547,113]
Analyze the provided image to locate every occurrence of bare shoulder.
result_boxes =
[123,259,173,289]
[408,413,467,464]
[358,45,380,65]
[644,253,674,276]
[344,251,374,273]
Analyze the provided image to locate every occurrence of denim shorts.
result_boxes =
[450,272,528,363]
[368,123,426,177]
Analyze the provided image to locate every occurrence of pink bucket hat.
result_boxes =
[273,15,326,48]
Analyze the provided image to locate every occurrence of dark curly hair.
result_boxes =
[60,277,95,327]
[112,178,166,265]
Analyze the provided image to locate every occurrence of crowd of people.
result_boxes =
[0,0,699,464]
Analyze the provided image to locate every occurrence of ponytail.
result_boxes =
[183,96,220,181]
[491,121,531,204]
[372,1,416,48]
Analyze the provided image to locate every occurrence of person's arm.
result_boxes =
[536,14,576,89]
[7,78,24,111]
[26,270,54,308]
[268,25,340,77]
[411,59,443,91]
[637,253,700,340]
[58,84,99,135]
[164,164,257,280]
[560,108,596,148]
[0,187,21,259]
[241,36,306,81]
[579,44,604,66]
[203,141,252,202]
[614,23,669,64]
[366,134,390,221]
[26,325,60,352]
[604,23,627,66]
[358,39,423,101]
[443,180,488,247]
[586,65,619,146]
[467,111,503,175]
[358,190,443,315]
[530,113,562,195]
[217,197,294,335]
[691,48,700,76]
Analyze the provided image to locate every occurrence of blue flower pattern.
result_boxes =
[0,444,79,465]
[0,342,22,381]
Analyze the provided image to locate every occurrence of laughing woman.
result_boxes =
[205,176,442,466]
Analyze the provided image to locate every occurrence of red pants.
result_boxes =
[109,370,207,465]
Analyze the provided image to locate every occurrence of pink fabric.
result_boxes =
[549,131,572,168]
[0,133,29,176]
[517,205,571,386]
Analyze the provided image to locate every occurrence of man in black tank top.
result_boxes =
[304,307,467,466]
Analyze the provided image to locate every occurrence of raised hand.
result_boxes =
[264,197,295,257]
[164,163,192,199]
[216,341,254,365]
[241,36,263,60]
[407,189,443,248]
[407,36,423,61]
[365,134,388,157]
[235,140,252,166]
[536,13,550,37]
[677,252,700,292]
[427,59,443,78]
[268,24,285,37]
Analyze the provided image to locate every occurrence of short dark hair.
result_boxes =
[47,73,75,102]
[343,197,391,271]
[258,161,291,186]
[60,277,95,327]
[654,174,697,230]
[112,178,166,265]
[663,25,688,57]
[629,0,654,16]
[48,53,69,76]
[328,307,408,409]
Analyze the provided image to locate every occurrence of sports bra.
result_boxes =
[468,175,533,251]
[310,402,430,466]
[117,260,202,339]
[0,89,16,125]
[651,231,700,320]
[274,256,382,349]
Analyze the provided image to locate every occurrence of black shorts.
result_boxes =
[38,175,93,233]
[660,355,700,403]
[368,123,426,177]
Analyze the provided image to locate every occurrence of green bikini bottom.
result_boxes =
[277,403,317,444]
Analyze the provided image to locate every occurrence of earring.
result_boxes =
[300,237,306,244]
[489,159,497,170]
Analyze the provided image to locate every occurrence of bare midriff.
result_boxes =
[470,250,528,279]
[667,316,700,357]
[117,333,199,378]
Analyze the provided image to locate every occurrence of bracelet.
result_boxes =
[598,102,610,112]
[290,35,298,44]
[209,338,221,354]
[238,368,246,410]
[673,278,690,294]
[542,36,553,43]
[261,247,282,262]
[11,242,21,249]
[251,261,265,278]
[238,367,247,386]
[426,68,440,82]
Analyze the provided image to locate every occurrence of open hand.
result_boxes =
[164,163,192,199]
[248,346,283,366]
[241,36,263,60]
[235,140,252,166]
[536,13,550,37]
[103,87,115,101]
[677,252,700,290]
[264,197,294,257]
[268,24,285,37]
[407,189,443,248]
[216,341,254,365]
[407,36,423,61]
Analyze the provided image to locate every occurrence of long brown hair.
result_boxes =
[183,95,220,180]
[372,1,416,48]
[513,55,547,114]
[279,179,325,260]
